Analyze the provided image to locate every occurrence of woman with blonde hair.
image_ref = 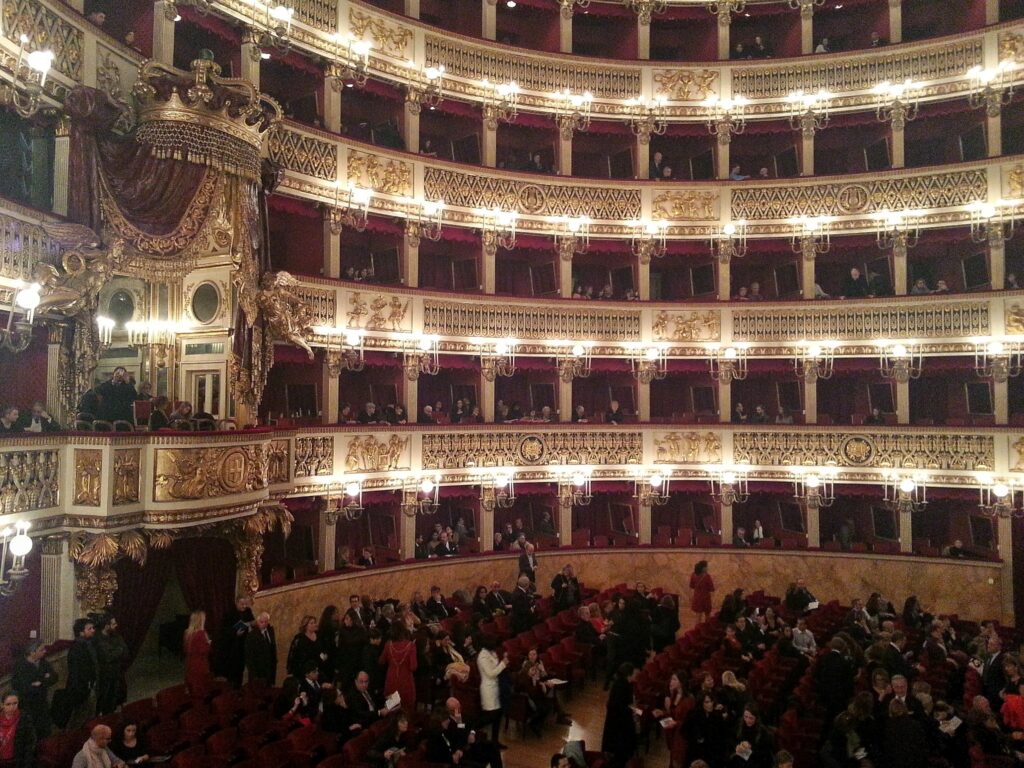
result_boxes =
[183,610,211,696]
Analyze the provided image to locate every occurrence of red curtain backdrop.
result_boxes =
[171,538,237,639]
[112,550,175,661]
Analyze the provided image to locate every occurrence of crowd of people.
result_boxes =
[731,402,794,425]
[335,397,632,427]
[571,284,641,301]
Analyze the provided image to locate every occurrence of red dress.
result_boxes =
[184,631,211,696]
[381,640,418,712]
[689,572,714,614]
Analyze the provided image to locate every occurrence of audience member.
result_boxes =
[0,407,19,433]
[0,692,36,768]
[95,367,138,423]
[840,267,869,298]
[17,402,59,432]
[605,400,624,424]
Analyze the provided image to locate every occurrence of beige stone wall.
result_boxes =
[254,549,1007,680]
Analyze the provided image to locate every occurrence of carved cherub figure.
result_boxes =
[257,271,314,358]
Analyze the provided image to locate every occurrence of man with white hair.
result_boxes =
[418,405,435,424]
[244,612,277,685]
[72,724,125,768]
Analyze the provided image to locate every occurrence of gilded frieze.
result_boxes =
[655,432,722,464]
[73,449,102,507]
[999,31,1024,64]
[422,431,643,470]
[112,449,140,507]
[346,150,412,196]
[422,300,642,341]
[734,431,993,472]
[423,167,641,220]
[652,310,720,342]
[267,127,337,181]
[652,191,718,221]
[268,439,291,485]
[731,170,987,221]
[653,69,719,101]
[293,0,335,29]
[1006,302,1024,335]
[732,302,989,342]
[153,445,269,501]
[349,8,413,58]
[1007,163,1024,199]
[0,448,60,514]
[4,0,83,80]
[345,435,410,472]
[345,291,412,332]
[295,436,334,477]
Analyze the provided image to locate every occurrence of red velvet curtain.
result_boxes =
[171,538,237,638]
[112,550,174,661]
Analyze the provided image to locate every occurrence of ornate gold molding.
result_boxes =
[268,439,291,485]
[652,310,721,342]
[344,291,411,332]
[422,431,643,469]
[112,449,140,506]
[268,126,338,181]
[652,190,718,221]
[295,436,334,477]
[349,8,413,58]
[654,432,722,464]
[422,299,642,341]
[153,445,269,501]
[347,149,413,196]
[653,69,719,101]
[73,449,102,506]
[345,434,410,472]
[0,448,60,514]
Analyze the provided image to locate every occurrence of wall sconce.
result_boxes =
[787,0,824,15]
[789,215,831,260]
[405,198,444,245]
[125,320,188,369]
[703,95,748,144]
[793,340,836,381]
[707,0,745,26]
[708,465,749,506]
[402,474,441,517]
[967,62,1016,117]
[552,215,591,260]
[709,343,748,382]
[164,0,214,22]
[246,3,295,60]
[882,471,927,515]
[630,219,667,263]
[791,467,836,510]
[96,315,115,347]
[554,341,593,382]
[552,88,593,139]
[626,95,668,143]
[630,344,667,384]
[973,338,1022,382]
[480,338,517,381]
[328,34,372,89]
[405,62,445,114]
[340,478,364,520]
[877,340,923,382]
[480,470,516,512]
[404,334,440,380]
[321,327,365,374]
[711,220,747,263]
[0,281,41,353]
[558,467,593,508]
[482,79,519,127]
[874,209,920,256]
[479,207,517,253]
[978,476,1022,518]
[329,184,372,234]
[1,35,54,119]
[634,468,671,507]
[787,89,832,136]
[968,200,1019,245]
[873,79,919,130]
[558,0,592,17]
[0,522,32,598]
[627,0,668,23]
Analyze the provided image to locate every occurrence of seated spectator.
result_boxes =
[387,404,408,425]
[791,617,817,656]
[750,519,765,544]
[0,406,20,433]
[420,138,438,157]
[527,153,550,174]
[168,401,193,426]
[434,531,458,558]
[730,164,750,181]
[945,539,966,558]
[751,405,769,424]
[748,282,764,301]
[538,406,555,423]
[864,407,885,425]
[572,405,588,423]
[18,401,59,432]
[605,400,624,424]
[814,283,831,299]
[868,270,892,296]
[910,277,931,295]
[733,527,750,547]
[650,151,666,178]
[732,42,748,60]
[1007,272,1020,290]
[775,406,794,424]
[112,719,149,764]
[418,405,435,424]
[732,402,748,423]
[339,404,357,424]
[784,579,817,613]
[757,167,771,179]
[870,30,888,46]
[751,35,771,58]
[357,547,376,568]
[933,280,950,294]
[841,267,869,298]
[815,37,831,53]
[734,285,750,301]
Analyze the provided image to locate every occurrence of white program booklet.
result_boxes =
[385,692,402,711]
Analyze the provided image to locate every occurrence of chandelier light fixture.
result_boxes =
[877,340,923,382]
[0,281,42,353]
[703,95,748,144]
[874,209,920,255]
[559,0,591,17]
[978,476,1022,518]
[709,343,748,382]
[973,338,1023,382]
[402,474,441,517]
[634,468,671,507]
[1,35,55,118]
[96,315,116,347]
[479,207,518,252]
[163,0,214,21]
[787,0,824,15]
[552,88,594,138]
[630,219,667,263]
[626,96,668,143]
[789,215,831,260]
[480,469,516,512]
[125,320,189,368]
[339,478,364,520]
[967,62,1017,117]
[707,0,745,25]
[482,79,519,127]
[554,341,593,382]
[708,465,750,506]
[791,467,836,509]
[404,334,440,380]
[405,62,445,113]
[479,338,517,381]
[328,34,372,89]
[246,3,295,61]
[625,0,668,24]
[882,471,927,515]
[968,200,1019,245]
[793,340,836,381]
[558,467,593,508]
[329,184,372,234]
[787,89,832,136]
[629,344,668,384]
[552,215,591,260]
[405,198,445,245]
[321,327,365,374]
[873,79,919,130]
[711,220,748,263]
[0,522,32,598]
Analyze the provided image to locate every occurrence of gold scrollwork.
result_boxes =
[73,449,102,506]
[422,431,643,470]
[1006,303,1024,335]
[346,150,412,196]
[652,310,721,342]
[345,435,410,472]
[1007,164,1024,200]
[112,449,140,506]
[654,432,722,464]
[295,436,334,477]
[652,69,719,101]
[268,439,291,485]
[267,126,338,181]
[344,291,410,332]
[422,299,641,341]
[153,445,269,501]
[652,191,718,221]
[0,448,59,514]
[349,8,413,57]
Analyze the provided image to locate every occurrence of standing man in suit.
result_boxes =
[981,635,1005,706]
[61,619,98,729]
[518,542,539,585]
[814,638,855,725]
[511,575,537,634]
[244,612,277,685]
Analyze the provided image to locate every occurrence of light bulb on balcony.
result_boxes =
[650,473,664,488]
[571,343,585,357]
[495,340,510,355]
[891,344,908,358]
[344,330,362,346]
[9,532,32,558]
[572,472,587,488]
[806,475,820,489]
[495,474,510,490]
[722,472,737,485]
[344,481,361,497]
[26,49,54,76]
[270,5,294,22]
[899,478,916,494]
[420,478,435,495]
[724,347,737,360]
[988,340,1005,355]
[993,483,1010,499]
[15,283,41,311]
[417,335,433,352]
[723,223,737,236]
[644,346,659,361]
[352,40,372,57]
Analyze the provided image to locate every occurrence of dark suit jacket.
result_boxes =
[814,650,854,711]
[881,643,916,680]
[297,676,323,717]
[66,638,98,700]
[244,627,278,684]
[425,597,451,621]
[518,552,538,582]
[511,587,535,634]
[486,591,510,614]
[981,651,1006,703]
[347,687,382,727]
[435,541,458,558]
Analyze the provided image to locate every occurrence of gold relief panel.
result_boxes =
[73,449,102,507]
[294,283,338,328]
[653,69,719,101]
[652,191,718,221]
[345,435,410,472]
[153,445,268,502]
[112,450,140,507]
[4,0,83,80]
[348,8,413,58]
[295,436,334,477]
[267,127,337,181]
[423,168,642,221]
[422,431,643,470]
[1006,163,1024,199]
[1011,437,1024,471]
[734,431,994,472]
[731,170,987,221]
[1006,302,1024,335]
[345,291,412,332]
[293,0,335,29]
[346,150,412,196]
[425,37,641,99]
[268,439,291,485]
[0,448,60,514]
[652,310,720,342]
[732,38,982,99]
[422,300,641,341]
[999,31,1024,64]
[655,432,722,464]
[732,302,989,342]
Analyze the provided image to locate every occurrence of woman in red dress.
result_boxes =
[689,560,715,624]
[380,624,418,712]
[183,610,211,697]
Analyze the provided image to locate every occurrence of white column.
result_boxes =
[800,131,815,176]
[994,379,1009,425]
[638,502,652,545]
[802,254,816,300]
[41,537,76,643]
[152,1,176,66]
[638,259,651,301]
[557,131,573,176]
[986,0,1000,25]
[803,378,817,425]
[52,118,70,217]
[46,326,65,425]
[480,499,495,552]
[402,101,421,154]
[403,233,420,288]
[896,379,910,425]
[318,512,337,572]
[482,0,497,39]
[404,377,419,426]
[987,112,1002,158]
[715,136,730,180]
[482,242,496,294]
[719,502,733,545]
[481,375,495,423]
[323,365,339,425]
[891,125,905,169]
[483,119,497,167]
[893,242,908,295]
[324,214,341,279]
[717,13,731,60]
[800,9,814,55]
[637,380,651,422]
[718,380,731,423]
[559,11,572,53]
[805,505,820,548]
[888,0,903,44]
[558,378,573,425]
[399,507,417,560]
[997,515,1014,625]
[717,258,730,301]
[242,43,261,88]
[405,0,421,17]
[636,138,650,182]
[636,17,650,60]
[558,503,572,547]
[560,255,573,298]
[898,509,912,553]
[991,238,1006,292]
[324,82,342,134]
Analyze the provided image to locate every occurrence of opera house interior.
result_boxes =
[4,0,1024,765]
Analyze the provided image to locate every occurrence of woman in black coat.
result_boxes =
[601,663,639,768]
[650,595,681,652]
[0,693,36,768]
[685,693,732,767]
[882,699,928,768]
[730,705,774,768]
